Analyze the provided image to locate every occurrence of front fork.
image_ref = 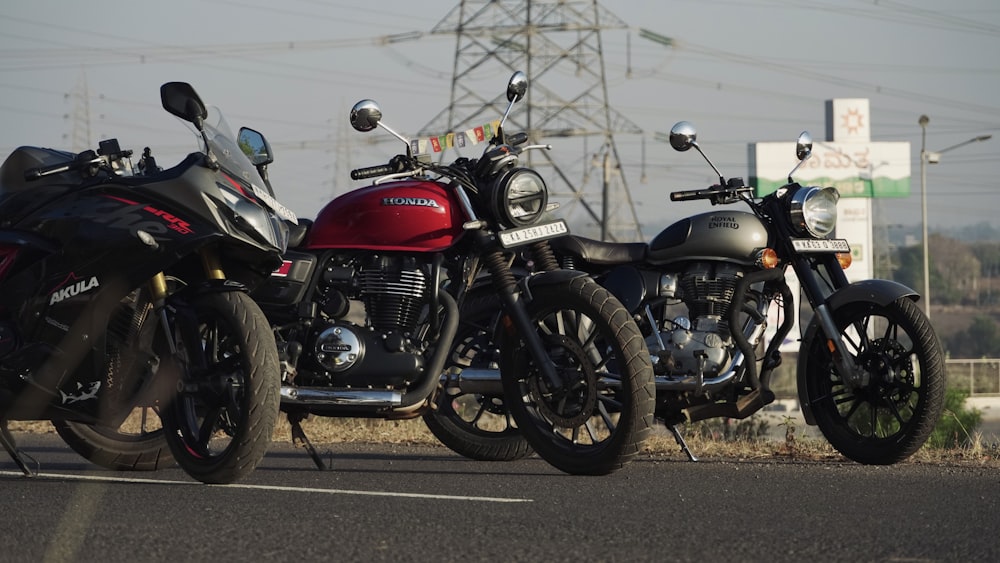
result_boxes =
[792,255,867,389]
[147,248,226,356]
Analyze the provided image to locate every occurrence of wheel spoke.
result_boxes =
[596,391,622,412]
[469,401,488,425]
[596,400,616,431]
[198,406,223,445]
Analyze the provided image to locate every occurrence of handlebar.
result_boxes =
[508,132,528,146]
[669,185,754,203]
[24,161,75,181]
[24,151,103,181]
[351,164,396,180]
[669,188,712,202]
[24,140,136,182]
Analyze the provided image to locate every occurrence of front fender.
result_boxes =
[796,279,919,425]
[168,279,249,305]
[521,268,589,290]
[825,279,919,310]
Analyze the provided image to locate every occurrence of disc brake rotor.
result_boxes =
[527,333,599,428]
[858,337,914,409]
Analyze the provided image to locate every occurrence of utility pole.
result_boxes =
[422,0,644,241]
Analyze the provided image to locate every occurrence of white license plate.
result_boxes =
[791,238,851,253]
[498,220,569,248]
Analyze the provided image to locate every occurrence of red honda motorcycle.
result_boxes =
[244,72,654,475]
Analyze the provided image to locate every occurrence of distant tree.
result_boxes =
[944,315,1000,358]
[931,234,981,305]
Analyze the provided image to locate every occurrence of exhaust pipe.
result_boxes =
[280,386,403,407]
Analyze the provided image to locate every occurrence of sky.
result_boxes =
[1,0,998,241]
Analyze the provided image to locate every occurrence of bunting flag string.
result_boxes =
[410,119,502,154]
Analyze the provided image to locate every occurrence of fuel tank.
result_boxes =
[646,210,769,265]
[305,180,466,252]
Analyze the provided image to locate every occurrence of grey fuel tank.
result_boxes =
[647,210,769,266]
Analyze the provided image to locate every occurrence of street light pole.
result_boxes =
[919,115,930,320]
[916,114,992,321]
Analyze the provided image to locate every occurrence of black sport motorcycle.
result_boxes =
[245,71,655,476]
[425,121,946,465]
[0,82,294,484]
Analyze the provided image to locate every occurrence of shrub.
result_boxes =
[927,388,983,449]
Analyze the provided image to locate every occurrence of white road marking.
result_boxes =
[0,470,533,503]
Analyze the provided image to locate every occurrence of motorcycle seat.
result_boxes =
[288,218,312,248]
[549,235,647,266]
[0,146,79,225]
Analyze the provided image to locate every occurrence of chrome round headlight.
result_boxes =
[790,186,839,238]
[492,168,548,227]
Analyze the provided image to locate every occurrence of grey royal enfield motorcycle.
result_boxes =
[0,82,294,483]
[426,121,946,465]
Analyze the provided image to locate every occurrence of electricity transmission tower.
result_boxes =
[65,72,92,152]
[420,0,644,241]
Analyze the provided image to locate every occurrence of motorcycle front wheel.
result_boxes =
[801,296,945,464]
[423,290,532,462]
[499,275,655,475]
[158,291,279,484]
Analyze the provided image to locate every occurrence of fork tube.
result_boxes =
[148,272,177,355]
[199,248,225,280]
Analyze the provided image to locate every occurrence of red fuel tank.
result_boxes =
[305,180,466,252]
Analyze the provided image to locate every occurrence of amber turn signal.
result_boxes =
[757,248,780,269]
[836,252,852,269]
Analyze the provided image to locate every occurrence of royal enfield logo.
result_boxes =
[708,216,740,230]
[49,274,100,305]
[381,197,441,208]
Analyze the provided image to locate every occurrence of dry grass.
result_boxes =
[10,416,1000,467]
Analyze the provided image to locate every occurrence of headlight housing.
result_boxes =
[789,186,839,238]
[489,167,548,228]
[219,187,289,252]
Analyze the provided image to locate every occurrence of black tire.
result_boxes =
[53,410,171,471]
[422,291,533,461]
[802,297,946,464]
[499,276,655,475]
[52,288,172,471]
[159,291,279,484]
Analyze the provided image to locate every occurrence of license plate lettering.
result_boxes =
[499,220,569,248]
[791,238,851,253]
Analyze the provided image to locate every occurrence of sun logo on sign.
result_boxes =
[841,108,865,135]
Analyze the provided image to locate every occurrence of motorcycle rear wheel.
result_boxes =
[802,297,945,464]
[53,408,171,471]
[423,291,532,462]
[52,288,172,471]
[499,275,655,475]
[159,291,279,484]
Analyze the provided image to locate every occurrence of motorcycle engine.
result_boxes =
[298,254,428,388]
[651,262,742,377]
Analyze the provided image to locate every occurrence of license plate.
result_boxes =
[498,220,569,248]
[791,238,851,253]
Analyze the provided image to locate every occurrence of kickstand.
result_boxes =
[288,413,332,471]
[1,419,38,477]
[667,424,698,462]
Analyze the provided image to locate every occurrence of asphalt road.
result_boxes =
[1,432,998,563]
